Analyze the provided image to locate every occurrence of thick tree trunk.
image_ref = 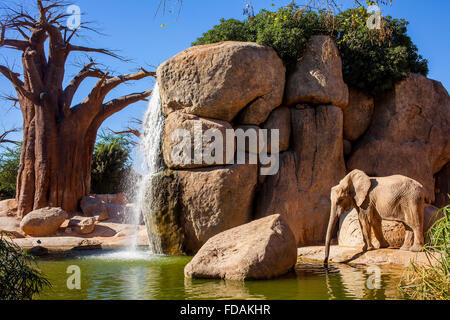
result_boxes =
[16,111,97,217]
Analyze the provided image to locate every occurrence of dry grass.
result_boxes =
[399,203,450,300]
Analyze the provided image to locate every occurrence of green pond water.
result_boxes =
[36,249,407,300]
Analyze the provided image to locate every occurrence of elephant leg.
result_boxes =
[400,227,414,251]
[358,210,374,251]
[405,200,425,252]
[371,215,389,248]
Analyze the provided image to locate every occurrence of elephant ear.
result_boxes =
[349,170,371,207]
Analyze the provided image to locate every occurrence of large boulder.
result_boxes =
[261,106,291,153]
[338,209,405,248]
[157,41,285,124]
[163,111,234,169]
[285,36,349,108]
[80,196,108,219]
[338,204,444,248]
[348,74,450,202]
[434,162,450,208]
[0,216,25,238]
[20,207,68,237]
[184,214,297,280]
[255,105,347,245]
[343,88,374,141]
[233,125,266,155]
[179,162,258,253]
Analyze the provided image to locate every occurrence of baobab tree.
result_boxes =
[0,0,155,217]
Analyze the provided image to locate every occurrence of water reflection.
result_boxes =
[37,250,406,300]
[184,278,264,300]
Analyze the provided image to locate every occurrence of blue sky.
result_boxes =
[1,0,449,150]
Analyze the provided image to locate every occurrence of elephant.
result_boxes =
[324,170,425,264]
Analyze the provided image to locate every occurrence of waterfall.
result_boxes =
[128,82,165,254]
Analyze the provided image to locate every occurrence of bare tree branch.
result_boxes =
[100,89,153,121]
[0,65,38,104]
[109,128,141,139]
[66,44,126,61]
[0,127,20,145]
[0,23,29,50]
[63,60,110,106]
[100,68,156,96]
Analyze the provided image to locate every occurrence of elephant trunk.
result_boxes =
[324,203,338,265]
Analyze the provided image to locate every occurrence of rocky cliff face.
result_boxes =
[153,36,450,254]
[348,74,450,203]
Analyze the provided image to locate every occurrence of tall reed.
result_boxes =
[399,203,450,300]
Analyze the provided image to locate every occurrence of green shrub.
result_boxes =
[193,4,428,96]
[0,232,51,300]
[0,144,21,200]
[90,132,133,195]
[336,7,428,96]
[400,203,450,300]
[193,6,331,69]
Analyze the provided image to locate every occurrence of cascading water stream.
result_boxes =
[127,82,165,254]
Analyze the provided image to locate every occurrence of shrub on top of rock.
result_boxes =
[193,4,428,97]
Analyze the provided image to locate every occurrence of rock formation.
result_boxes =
[68,216,96,235]
[261,106,291,153]
[157,41,285,125]
[434,162,450,208]
[256,105,347,245]
[285,35,349,108]
[343,88,374,141]
[184,215,297,280]
[163,112,234,169]
[151,37,449,255]
[348,74,450,202]
[178,163,258,252]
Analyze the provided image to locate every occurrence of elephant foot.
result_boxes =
[409,244,423,252]
[378,241,390,249]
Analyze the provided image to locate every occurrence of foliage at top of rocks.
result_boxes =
[192,3,428,97]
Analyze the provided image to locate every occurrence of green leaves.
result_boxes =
[90,132,133,195]
[0,232,51,300]
[192,4,428,97]
[336,9,428,96]
[0,144,21,200]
